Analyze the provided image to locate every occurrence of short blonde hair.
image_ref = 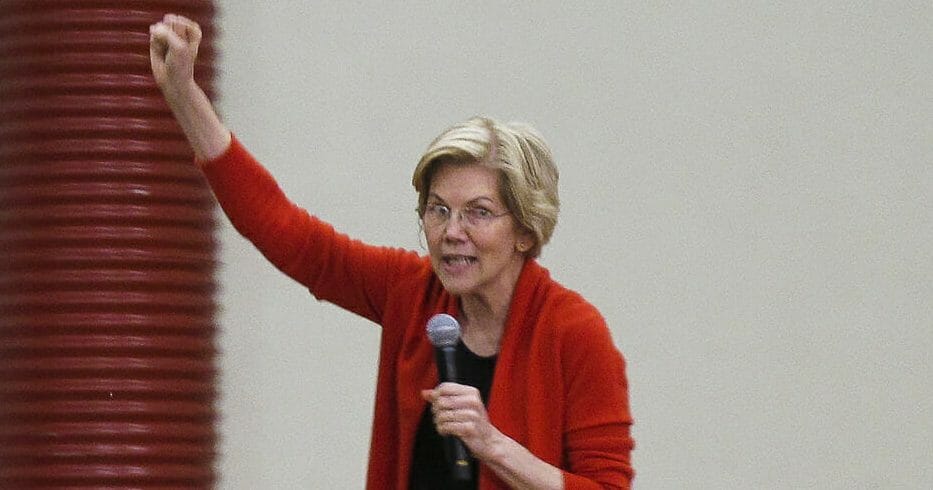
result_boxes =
[412,117,559,258]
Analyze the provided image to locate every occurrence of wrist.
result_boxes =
[158,79,230,161]
[160,78,202,110]
[480,430,512,466]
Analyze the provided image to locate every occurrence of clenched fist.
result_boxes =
[149,14,202,93]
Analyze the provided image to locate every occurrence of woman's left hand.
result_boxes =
[421,382,501,461]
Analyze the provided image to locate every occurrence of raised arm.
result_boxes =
[148,14,416,324]
[149,14,231,161]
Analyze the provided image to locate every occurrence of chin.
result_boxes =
[437,277,473,296]
[434,269,477,296]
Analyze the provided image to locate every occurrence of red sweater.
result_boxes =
[201,137,634,489]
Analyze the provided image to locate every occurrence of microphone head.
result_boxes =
[426,313,461,348]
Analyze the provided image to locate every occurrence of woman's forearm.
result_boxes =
[162,79,231,162]
[481,433,564,490]
[150,15,231,162]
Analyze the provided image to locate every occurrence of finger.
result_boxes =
[182,18,203,45]
[149,24,168,60]
[434,407,456,424]
[433,394,459,411]
[435,381,460,392]
[433,409,458,433]
[165,14,202,45]
[168,18,187,43]
[435,382,478,397]
[438,390,482,409]
[150,23,187,54]
[435,419,472,438]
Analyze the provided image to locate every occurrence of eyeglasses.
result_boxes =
[422,203,510,229]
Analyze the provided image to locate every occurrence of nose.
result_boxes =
[442,210,469,239]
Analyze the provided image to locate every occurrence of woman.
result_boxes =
[150,14,634,489]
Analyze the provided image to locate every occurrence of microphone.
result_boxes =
[425,313,473,481]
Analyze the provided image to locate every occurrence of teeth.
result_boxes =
[445,256,474,265]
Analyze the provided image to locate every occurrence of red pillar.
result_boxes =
[0,2,220,487]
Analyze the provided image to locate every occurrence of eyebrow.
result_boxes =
[427,193,498,207]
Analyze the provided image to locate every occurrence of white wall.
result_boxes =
[212,2,932,488]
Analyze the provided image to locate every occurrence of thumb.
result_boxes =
[150,23,188,59]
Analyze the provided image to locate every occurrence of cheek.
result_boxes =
[423,226,438,242]
[424,228,443,252]
[473,234,510,257]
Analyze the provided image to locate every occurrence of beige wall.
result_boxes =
[212,2,932,488]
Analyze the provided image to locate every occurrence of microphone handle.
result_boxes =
[435,346,473,481]
[437,345,457,383]
[445,432,473,480]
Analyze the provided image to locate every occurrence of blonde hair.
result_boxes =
[411,117,560,258]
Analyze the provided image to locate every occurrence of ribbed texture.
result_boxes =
[0,1,219,488]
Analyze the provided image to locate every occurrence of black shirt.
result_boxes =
[409,340,497,489]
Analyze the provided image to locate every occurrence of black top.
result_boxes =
[409,340,497,490]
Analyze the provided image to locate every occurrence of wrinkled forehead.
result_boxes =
[427,160,505,205]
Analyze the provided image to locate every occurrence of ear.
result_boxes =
[515,230,535,253]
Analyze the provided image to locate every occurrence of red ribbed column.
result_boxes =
[0,2,220,488]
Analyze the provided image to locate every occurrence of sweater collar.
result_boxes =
[444,258,549,336]
[494,258,549,363]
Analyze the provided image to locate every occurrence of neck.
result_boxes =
[459,299,508,357]
[460,293,510,330]
[458,259,526,356]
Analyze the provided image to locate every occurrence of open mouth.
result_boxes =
[442,254,477,266]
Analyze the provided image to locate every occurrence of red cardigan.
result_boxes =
[201,136,634,489]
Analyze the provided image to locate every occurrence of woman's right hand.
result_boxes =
[147,13,230,161]
[149,14,202,96]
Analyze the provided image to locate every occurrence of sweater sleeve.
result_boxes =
[559,304,635,490]
[198,135,424,324]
